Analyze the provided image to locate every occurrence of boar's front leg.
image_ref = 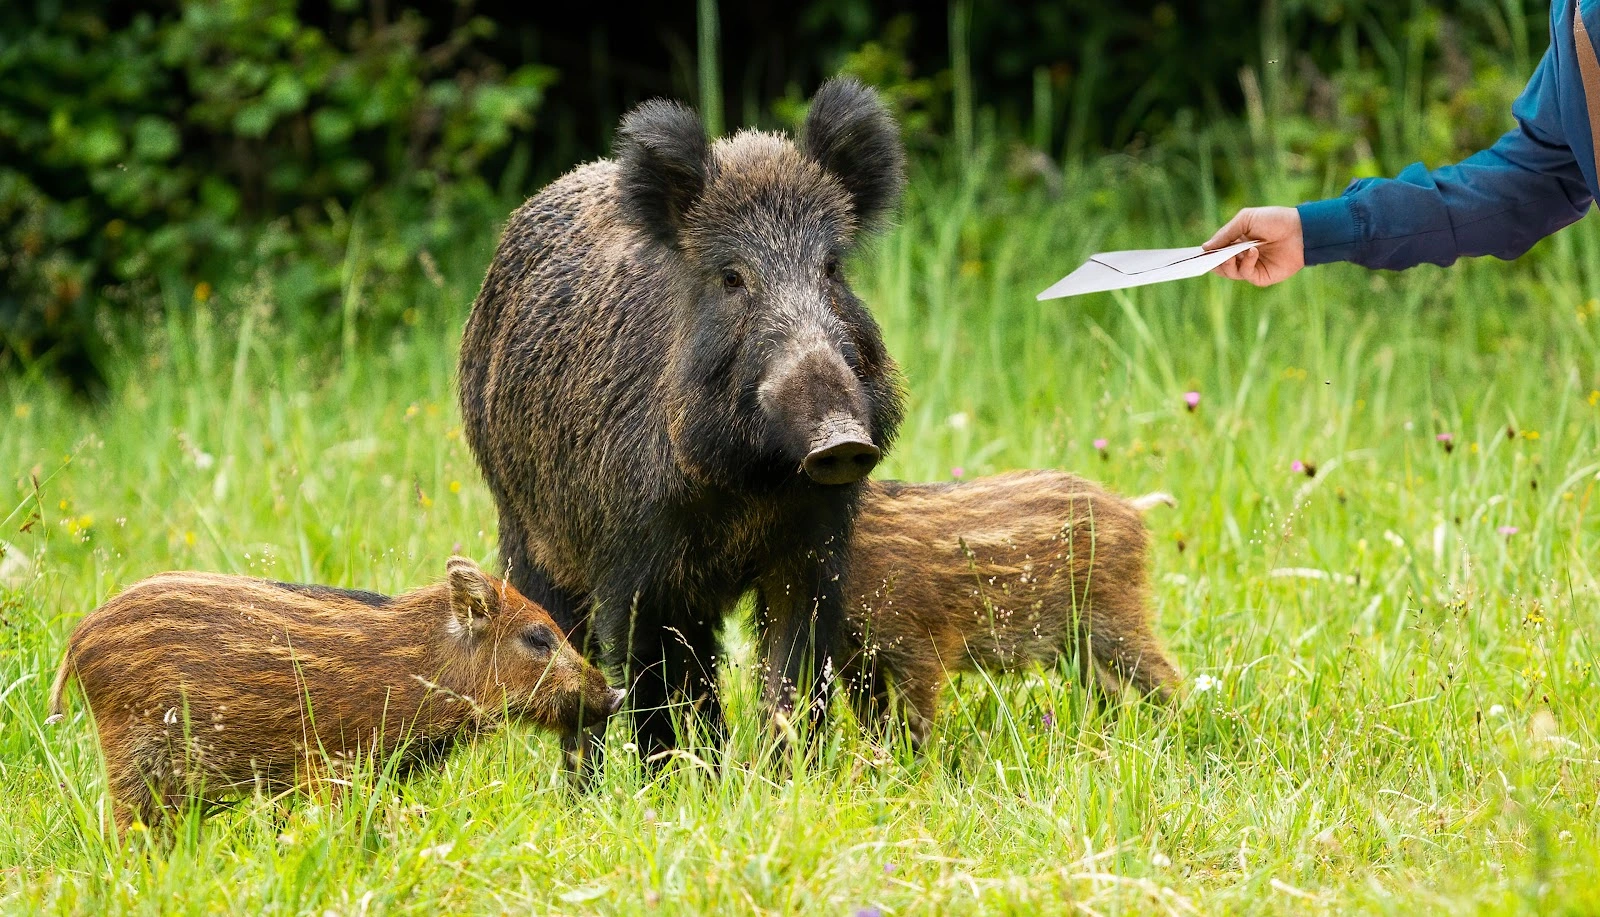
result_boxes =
[755,547,848,750]
[604,585,725,767]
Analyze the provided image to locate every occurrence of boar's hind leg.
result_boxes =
[609,593,725,764]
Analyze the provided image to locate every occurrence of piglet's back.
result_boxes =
[850,471,1151,669]
[67,573,443,757]
[854,471,1148,580]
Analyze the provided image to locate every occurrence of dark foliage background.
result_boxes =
[0,0,1548,387]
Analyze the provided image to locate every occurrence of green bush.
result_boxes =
[0,0,553,385]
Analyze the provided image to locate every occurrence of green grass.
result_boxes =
[5,150,1600,914]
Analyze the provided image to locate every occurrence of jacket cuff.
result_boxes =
[1297,197,1361,266]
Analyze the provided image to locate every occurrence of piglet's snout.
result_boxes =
[583,687,626,728]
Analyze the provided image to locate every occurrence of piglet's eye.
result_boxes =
[722,269,744,290]
[824,257,840,279]
[519,626,556,653]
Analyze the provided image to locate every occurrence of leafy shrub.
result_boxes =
[0,0,554,385]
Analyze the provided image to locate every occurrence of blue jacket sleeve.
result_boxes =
[1297,46,1593,269]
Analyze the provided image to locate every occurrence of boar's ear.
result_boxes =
[801,78,905,230]
[446,555,498,634]
[615,99,710,248]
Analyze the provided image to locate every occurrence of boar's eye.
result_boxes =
[824,256,840,280]
[519,625,556,653]
[721,269,744,291]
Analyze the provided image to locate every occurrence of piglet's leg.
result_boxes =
[893,675,940,750]
[1075,623,1179,702]
[845,655,892,739]
[109,772,160,840]
[295,753,351,811]
[1079,585,1181,704]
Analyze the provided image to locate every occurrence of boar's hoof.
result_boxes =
[803,434,880,485]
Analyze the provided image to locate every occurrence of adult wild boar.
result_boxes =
[458,78,906,764]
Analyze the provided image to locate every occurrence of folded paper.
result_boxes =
[1036,240,1261,300]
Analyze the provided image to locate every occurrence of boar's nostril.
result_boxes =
[802,437,880,485]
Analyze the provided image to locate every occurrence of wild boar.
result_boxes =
[47,556,622,834]
[457,78,906,766]
[840,471,1181,746]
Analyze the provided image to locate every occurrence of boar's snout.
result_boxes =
[764,342,879,485]
[803,414,880,484]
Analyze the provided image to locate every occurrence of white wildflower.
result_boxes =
[947,411,970,430]
[1487,704,1506,718]
[1192,674,1219,694]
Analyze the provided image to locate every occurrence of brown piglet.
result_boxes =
[47,556,623,834]
[841,471,1180,746]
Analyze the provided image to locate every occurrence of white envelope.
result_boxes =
[1036,240,1261,300]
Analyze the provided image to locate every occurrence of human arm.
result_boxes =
[1207,42,1592,284]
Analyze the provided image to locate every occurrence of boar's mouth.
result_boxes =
[801,413,879,485]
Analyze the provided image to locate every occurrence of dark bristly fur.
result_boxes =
[458,77,906,767]
[841,471,1181,746]
[47,557,622,835]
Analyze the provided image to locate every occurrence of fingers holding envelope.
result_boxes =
[1204,206,1306,287]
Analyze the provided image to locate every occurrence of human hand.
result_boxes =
[1205,206,1305,286]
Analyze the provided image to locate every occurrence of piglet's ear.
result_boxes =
[447,555,498,634]
[615,99,711,248]
[801,78,905,230]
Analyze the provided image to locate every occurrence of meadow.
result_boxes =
[4,148,1600,914]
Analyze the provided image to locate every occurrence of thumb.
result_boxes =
[1203,210,1251,250]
